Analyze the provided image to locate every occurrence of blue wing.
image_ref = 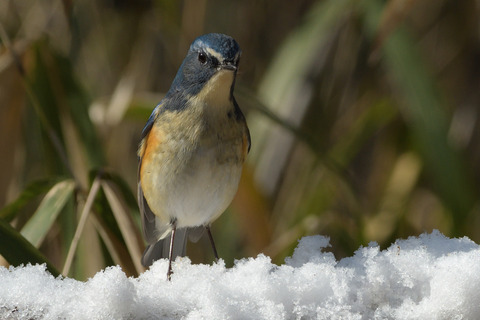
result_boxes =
[140,102,162,140]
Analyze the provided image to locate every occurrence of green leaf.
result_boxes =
[0,178,60,222]
[0,218,60,277]
[21,179,76,247]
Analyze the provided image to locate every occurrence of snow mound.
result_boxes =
[1,230,479,319]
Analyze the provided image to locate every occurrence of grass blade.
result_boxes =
[101,180,144,274]
[20,179,75,247]
[249,0,354,183]
[0,178,59,222]
[362,0,476,232]
[0,218,60,276]
[52,51,105,168]
[62,176,101,276]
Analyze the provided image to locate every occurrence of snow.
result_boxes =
[1,230,479,319]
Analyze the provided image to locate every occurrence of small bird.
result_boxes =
[137,33,250,279]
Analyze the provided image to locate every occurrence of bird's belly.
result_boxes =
[169,152,243,227]
[142,141,243,228]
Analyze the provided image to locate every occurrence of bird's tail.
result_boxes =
[141,227,205,268]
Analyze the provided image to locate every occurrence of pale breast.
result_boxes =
[140,101,246,229]
[166,142,244,227]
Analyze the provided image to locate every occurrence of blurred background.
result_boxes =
[0,0,479,280]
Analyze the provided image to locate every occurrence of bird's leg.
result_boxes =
[167,221,177,280]
[206,225,219,262]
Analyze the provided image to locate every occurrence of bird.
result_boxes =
[137,33,250,280]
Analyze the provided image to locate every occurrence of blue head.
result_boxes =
[167,33,241,98]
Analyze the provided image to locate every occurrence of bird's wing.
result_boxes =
[140,103,161,140]
[137,170,159,244]
[233,97,251,155]
[137,102,165,244]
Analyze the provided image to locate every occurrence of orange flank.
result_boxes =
[139,125,163,179]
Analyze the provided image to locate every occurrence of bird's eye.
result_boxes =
[198,52,207,64]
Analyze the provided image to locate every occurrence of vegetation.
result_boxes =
[0,0,479,280]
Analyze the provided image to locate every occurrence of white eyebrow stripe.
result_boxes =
[205,47,225,62]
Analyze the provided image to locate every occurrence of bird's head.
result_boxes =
[168,33,241,100]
